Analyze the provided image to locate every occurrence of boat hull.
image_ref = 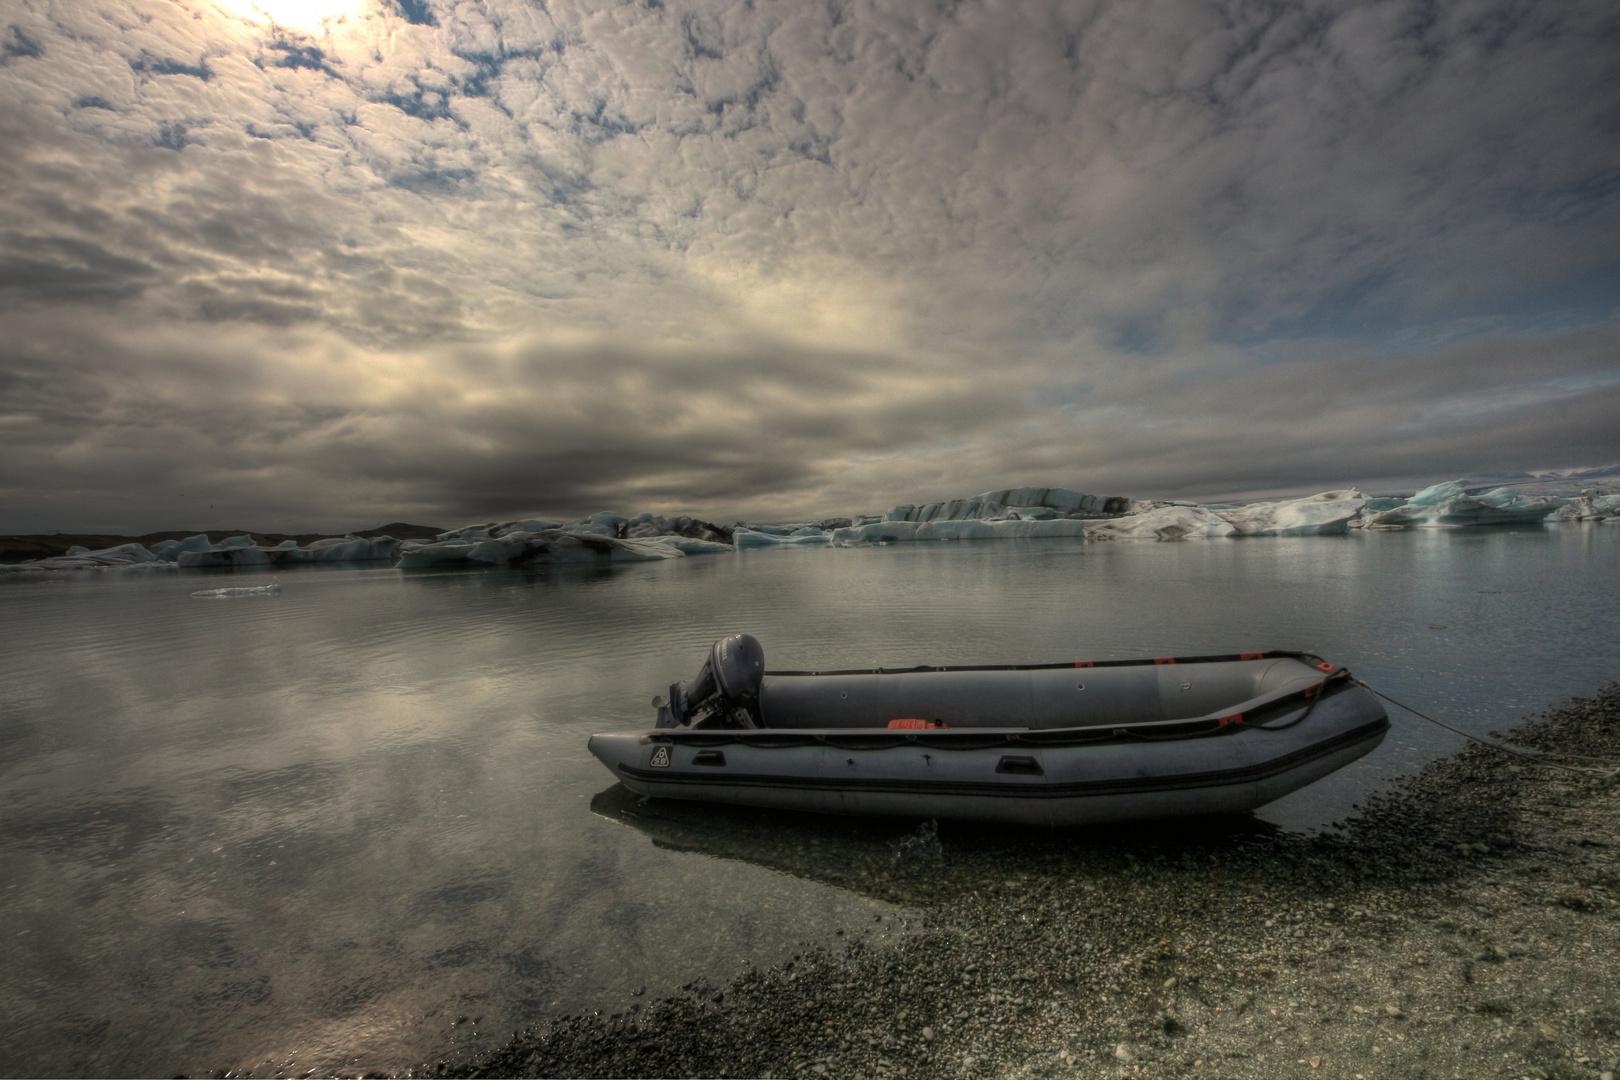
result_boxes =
[588,679,1388,826]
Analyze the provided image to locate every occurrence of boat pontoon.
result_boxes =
[587,635,1388,826]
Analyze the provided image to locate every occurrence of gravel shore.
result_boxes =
[397,686,1620,1080]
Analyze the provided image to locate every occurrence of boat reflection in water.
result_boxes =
[589,781,1287,908]
[589,782,934,902]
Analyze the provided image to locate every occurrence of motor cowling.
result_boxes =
[655,633,765,728]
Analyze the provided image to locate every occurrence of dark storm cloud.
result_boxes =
[0,0,1617,532]
[0,322,1030,531]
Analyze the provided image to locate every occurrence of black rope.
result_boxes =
[1361,680,1618,778]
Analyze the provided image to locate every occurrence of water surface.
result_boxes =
[2,524,1616,1076]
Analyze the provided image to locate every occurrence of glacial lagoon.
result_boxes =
[1,524,1617,1076]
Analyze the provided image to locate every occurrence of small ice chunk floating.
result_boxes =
[191,578,281,599]
[588,635,1389,826]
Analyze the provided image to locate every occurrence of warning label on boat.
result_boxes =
[649,746,670,768]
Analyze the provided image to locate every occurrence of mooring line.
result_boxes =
[1360,680,1618,779]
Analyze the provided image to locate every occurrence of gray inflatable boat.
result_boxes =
[587,635,1388,826]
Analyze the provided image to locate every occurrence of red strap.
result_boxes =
[1074,661,1094,668]
[887,718,947,729]
[1154,657,1176,665]
[1240,652,1263,661]
[1218,712,1243,726]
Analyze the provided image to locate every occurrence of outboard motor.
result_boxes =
[654,633,765,729]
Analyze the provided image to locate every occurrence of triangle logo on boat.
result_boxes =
[649,746,671,768]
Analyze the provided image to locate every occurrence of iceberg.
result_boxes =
[435,519,567,541]
[1556,492,1620,521]
[832,508,1231,544]
[149,534,214,560]
[1215,490,1367,536]
[831,521,924,544]
[1404,479,1473,506]
[976,486,1134,517]
[0,541,171,572]
[833,518,1097,543]
[733,527,831,548]
[623,514,734,545]
[1364,485,1564,529]
[434,511,734,547]
[880,487,1131,524]
[661,536,736,554]
[1080,504,1240,541]
[177,534,403,567]
[394,529,685,569]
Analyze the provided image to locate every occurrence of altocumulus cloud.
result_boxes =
[0,0,1617,533]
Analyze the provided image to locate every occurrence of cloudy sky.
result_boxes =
[1,0,1617,533]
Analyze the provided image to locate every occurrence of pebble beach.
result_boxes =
[396,684,1620,1080]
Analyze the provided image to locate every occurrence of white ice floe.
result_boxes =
[1215,490,1367,536]
[191,578,281,598]
[395,529,686,569]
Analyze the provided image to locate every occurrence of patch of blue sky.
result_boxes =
[153,122,193,151]
[377,87,457,123]
[394,0,436,27]
[1107,312,1173,357]
[568,99,642,141]
[245,119,316,141]
[1417,368,1620,425]
[449,45,549,101]
[388,167,476,194]
[1051,382,1095,407]
[1223,257,1620,363]
[267,42,335,76]
[3,25,42,59]
[129,54,211,80]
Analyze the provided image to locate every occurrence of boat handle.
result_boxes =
[996,755,1044,776]
[692,751,727,767]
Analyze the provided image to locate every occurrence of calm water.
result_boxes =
[2,524,1617,1076]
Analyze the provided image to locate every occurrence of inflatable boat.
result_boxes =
[587,635,1389,826]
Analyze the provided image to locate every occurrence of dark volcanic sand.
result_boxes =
[213,686,1620,1080]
